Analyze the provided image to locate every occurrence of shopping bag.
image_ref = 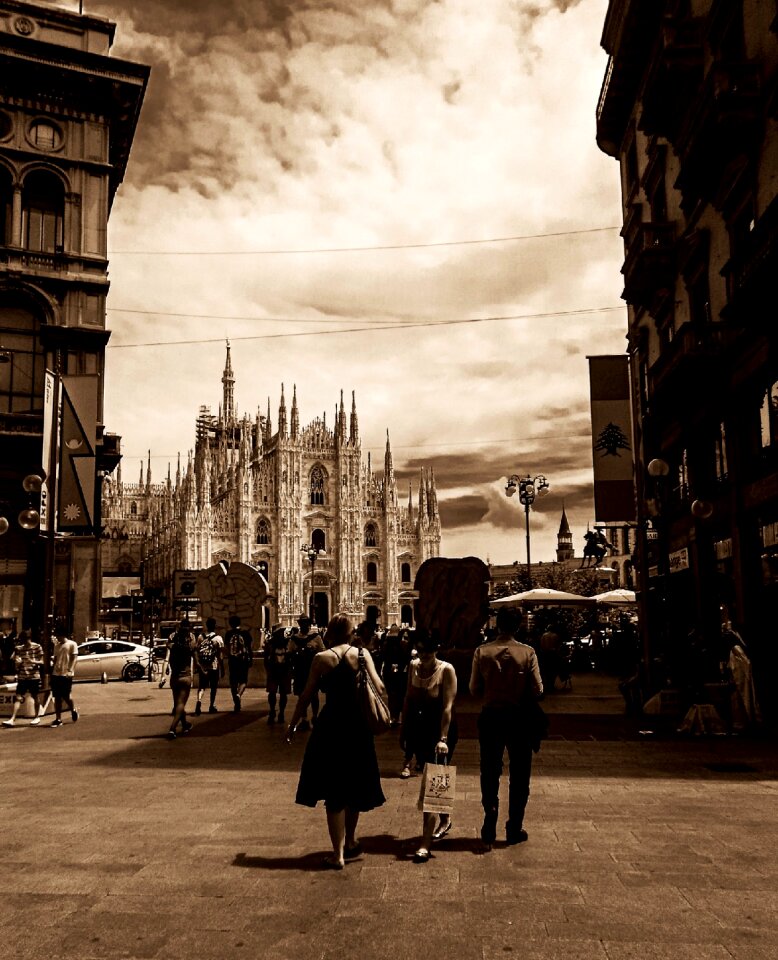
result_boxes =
[417,760,456,814]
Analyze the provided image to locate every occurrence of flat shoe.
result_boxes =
[432,820,453,841]
[413,848,430,863]
[321,857,344,870]
[344,843,362,860]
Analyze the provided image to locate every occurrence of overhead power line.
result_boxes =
[107,225,621,256]
[106,306,624,349]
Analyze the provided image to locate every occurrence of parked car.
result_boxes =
[75,639,150,682]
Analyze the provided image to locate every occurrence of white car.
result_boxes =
[76,639,150,682]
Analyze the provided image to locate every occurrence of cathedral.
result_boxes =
[100,344,441,630]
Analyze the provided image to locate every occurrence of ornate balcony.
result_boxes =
[721,196,778,319]
[649,321,739,403]
[621,212,676,309]
[640,15,704,139]
[675,60,761,207]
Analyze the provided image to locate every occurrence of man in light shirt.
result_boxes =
[50,625,79,727]
[469,607,543,849]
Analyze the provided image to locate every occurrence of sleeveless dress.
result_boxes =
[295,647,386,812]
[404,658,458,764]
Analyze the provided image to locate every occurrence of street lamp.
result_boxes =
[300,543,326,624]
[505,474,550,589]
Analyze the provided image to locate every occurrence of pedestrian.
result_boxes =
[1,623,17,676]
[224,615,254,712]
[286,613,386,870]
[400,627,458,862]
[50,624,79,727]
[381,625,412,727]
[469,607,543,849]
[161,618,195,739]
[538,622,562,694]
[2,630,45,727]
[194,617,224,715]
[264,626,293,725]
[289,615,325,730]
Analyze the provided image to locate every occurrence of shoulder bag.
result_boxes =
[357,647,391,736]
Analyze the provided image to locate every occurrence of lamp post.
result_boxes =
[505,474,549,589]
[300,543,325,624]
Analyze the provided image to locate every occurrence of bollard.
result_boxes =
[100,671,108,684]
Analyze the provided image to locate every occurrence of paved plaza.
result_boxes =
[1,674,776,960]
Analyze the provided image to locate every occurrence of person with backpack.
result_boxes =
[225,614,253,712]
[161,619,196,740]
[194,617,224,715]
[264,626,293,724]
[289,615,325,730]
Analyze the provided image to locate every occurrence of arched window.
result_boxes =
[310,466,325,505]
[312,528,326,552]
[401,562,411,583]
[366,561,377,584]
[0,294,45,414]
[130,501,137,516]
[256,517,270,544]
[365,523,377,547]
[22,170,64,253]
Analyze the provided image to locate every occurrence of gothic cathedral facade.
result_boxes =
[101,344,441,629]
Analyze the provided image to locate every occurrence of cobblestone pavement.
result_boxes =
[1,674,776,960]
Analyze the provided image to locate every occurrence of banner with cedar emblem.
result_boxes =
[588,355,636,522]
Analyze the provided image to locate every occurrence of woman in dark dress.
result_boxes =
[400,628,458,862]
[286,613,387,869]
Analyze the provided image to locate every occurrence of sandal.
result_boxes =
[413,847,431,863]
[432,819,452,841]
[344,842,362,860]
[321,857,344,870]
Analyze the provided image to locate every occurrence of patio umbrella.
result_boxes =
[591,588,637,604]
[492,588,596,607]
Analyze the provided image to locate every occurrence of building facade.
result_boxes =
[597,0,778,710]
[101,345,441,632]
[0,1,147,641]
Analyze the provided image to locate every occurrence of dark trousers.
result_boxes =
[197,669,220,705]
[477,703,533,842]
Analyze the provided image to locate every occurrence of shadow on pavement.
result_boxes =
[232,833,487,870]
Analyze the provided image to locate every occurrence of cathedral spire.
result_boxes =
[350,391,359,443]
[222,340,235,423]
[265,397,272,441]
[278,383,287,438]
[384,429,394,480]
[290,384,299,439]
[338,390,347,441]
[175,452,181,489]
[146,451,152,491]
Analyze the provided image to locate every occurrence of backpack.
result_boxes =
[198,633,217,668]
[228,629,252,661]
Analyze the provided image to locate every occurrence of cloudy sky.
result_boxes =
[85,0,627,564]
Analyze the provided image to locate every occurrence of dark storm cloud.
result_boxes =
[438,493,490,528]
[88,0,428,191]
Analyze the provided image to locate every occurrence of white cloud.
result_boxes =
[95,0,624,564]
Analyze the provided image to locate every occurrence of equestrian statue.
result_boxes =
[580,529,614,569]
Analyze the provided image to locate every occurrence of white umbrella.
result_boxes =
[492,587,595,607]
[591,588,637,604]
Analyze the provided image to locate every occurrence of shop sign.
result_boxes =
[668,548,689,573]
[714,538,732,560]
[761,521,778,549]
[646,529,659,541]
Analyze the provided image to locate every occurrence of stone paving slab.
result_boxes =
[0,679,776,960]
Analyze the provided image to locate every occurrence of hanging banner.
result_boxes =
[588,355,636,522]
[57,374,98,534]
[40,370,57,532]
